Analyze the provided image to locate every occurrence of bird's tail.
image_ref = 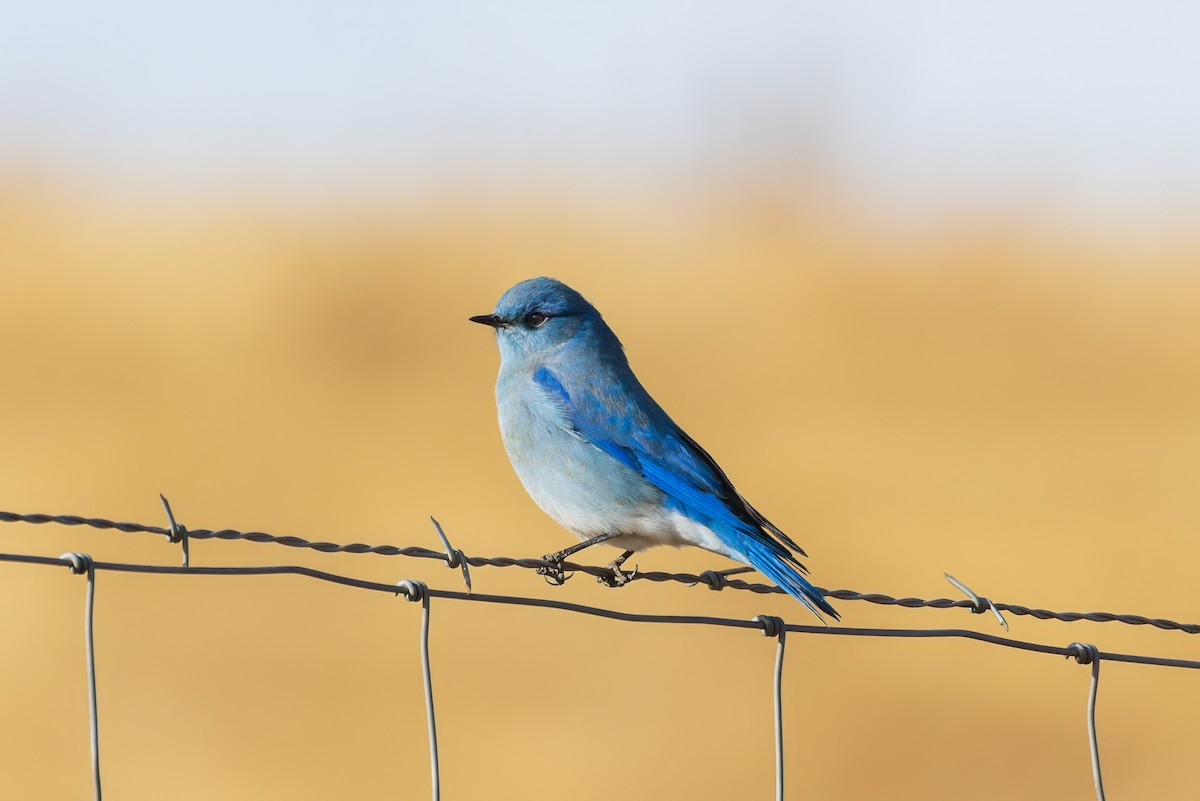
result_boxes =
[739,539,839,623]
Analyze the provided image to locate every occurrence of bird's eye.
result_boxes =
[525,312,548,328]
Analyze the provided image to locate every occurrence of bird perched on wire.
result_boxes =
[470,277,838,622]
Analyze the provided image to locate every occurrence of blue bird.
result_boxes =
[470,277,838,622]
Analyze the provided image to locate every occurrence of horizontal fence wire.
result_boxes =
[2,551,1198,670]
[2,507,1199,634]
[4,503,1200,801]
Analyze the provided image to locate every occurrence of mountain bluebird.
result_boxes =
[471,277,837,621]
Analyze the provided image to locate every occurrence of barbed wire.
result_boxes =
[2,506,1198,634]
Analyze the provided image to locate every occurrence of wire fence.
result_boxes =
[3,499,1199,801]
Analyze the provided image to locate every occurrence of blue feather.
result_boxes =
[533,365,838,620]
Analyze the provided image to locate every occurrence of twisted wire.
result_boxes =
[3,509,1199,634]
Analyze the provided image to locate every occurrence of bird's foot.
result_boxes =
[536,556,573,586]
[598,561,638,588]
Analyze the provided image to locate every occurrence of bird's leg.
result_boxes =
[538,532,620,586]
[597,549,637,588]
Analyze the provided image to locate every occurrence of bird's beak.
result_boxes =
[469,314,507,328]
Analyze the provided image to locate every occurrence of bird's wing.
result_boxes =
[532,366,806,568]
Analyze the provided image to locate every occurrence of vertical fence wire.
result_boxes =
[1080,642,1104,801]
[1087,657,1105,801]
[399,580,440,801]
[85,566,100,801]
[61,553,102,801]
[419,593,440,801]
[1068,643,1106,801]
[755,616,787,801]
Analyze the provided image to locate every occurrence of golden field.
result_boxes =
[1,185,1198,799]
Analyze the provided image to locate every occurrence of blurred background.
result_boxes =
[2,2,1199,799]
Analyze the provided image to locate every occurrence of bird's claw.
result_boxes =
[598,562,638,588]
[537,557,573,586]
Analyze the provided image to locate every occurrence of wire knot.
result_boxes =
[754,615,786,638]
[1067,642,1100,665]
[165,520,187,543]
[699,570,728,591]
[396,579,428,602]
[59,552,93,575]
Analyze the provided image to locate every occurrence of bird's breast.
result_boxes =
[495,368,660,539]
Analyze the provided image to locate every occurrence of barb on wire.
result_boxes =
[429,518,471,592]
[692,566,755,591]
[60,552,102,801]
[159,495,189,568]
[3,507,1200,635]
[945,573,1008,630]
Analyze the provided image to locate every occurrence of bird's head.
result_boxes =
[470,277,603,362]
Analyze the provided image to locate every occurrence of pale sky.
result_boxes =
[2,2,1198,220]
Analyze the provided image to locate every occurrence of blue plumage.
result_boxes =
[472,277,838,621]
